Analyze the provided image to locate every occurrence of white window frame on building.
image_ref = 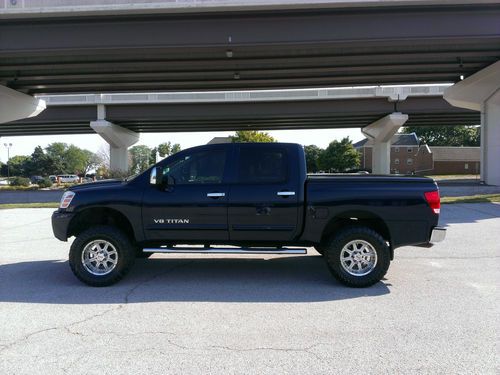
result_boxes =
[407,158,413,165]
[395,158,400,165]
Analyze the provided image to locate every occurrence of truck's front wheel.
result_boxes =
[69,226,135,287]
[324,226,390,288]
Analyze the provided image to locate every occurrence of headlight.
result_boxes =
[60,191,75,209]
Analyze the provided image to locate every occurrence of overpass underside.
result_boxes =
[1,4,499,94]
[1,97,479,136]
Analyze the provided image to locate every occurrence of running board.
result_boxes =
[142,247,307,255]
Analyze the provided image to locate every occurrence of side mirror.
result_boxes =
[150,167,162,186]
[150,167,175,188]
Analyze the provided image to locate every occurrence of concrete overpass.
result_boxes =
[2,85,479,174]
[1,2,499,94]
[3,85,478,136]
[0,0,498,183]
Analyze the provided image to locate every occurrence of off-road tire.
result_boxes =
[324,226,390,288]
[69,225,135,287]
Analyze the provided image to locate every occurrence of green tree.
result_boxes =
[400,126,480,146]
[44,142,69,174]
[44,143,99,175]
[64,145,89,174]
[304,145,323,173]
[80,149,101,175]
[157,142,181,157]
[25,146,56,176]
[318,137,360,172]
[230,130,276,143]
[129,145,153,174]
[7,155,30,177]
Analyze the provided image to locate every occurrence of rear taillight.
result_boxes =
[424,190,440,214]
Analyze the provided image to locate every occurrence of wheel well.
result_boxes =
[320,211,393,259]
[68,207,136,242]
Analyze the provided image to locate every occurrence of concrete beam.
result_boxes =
[90,120,139,173]
[362,112,409,174]
[444,61,500,111]
[0,86,46,124]
[444,61,500,185]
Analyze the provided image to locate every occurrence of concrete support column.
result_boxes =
[445,61,500,186]
[482,90,500,185]
[90,119,139,173]
[362,112,409,174]
[0,85,46,124]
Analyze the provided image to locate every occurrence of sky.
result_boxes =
[0,128,364,163]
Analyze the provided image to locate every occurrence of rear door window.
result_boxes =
[238,146,287,184]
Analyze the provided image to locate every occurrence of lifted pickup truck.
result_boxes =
[52,142,445,287]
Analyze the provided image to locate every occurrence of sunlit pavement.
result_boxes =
[0,205,498,374]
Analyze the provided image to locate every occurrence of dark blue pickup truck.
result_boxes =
[52,142,445,287]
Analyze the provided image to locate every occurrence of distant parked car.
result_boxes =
[49,175,57,183]
[57,175,79,183]
[30,175,44,184]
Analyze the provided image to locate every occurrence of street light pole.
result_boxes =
[3,143,12,181]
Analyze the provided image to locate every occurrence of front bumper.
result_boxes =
[51,210,74,241]
[430,226,446,243]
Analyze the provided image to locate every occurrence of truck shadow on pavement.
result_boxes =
[0,255,390,304]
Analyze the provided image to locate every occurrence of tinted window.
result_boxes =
[238,147,287,183]
[162,149,226,184]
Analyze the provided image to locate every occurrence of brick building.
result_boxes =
[354,133,480,175]
[429,147,480,175]
[354,133,432,174]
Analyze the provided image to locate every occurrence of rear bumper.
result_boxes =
[52,210,73,241]
[430,226,446,243]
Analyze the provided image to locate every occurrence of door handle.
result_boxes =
[207,192,225,198]
[277,191,295,196]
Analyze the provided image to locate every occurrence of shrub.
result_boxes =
[38,178,53,188]
[10,177,31,187]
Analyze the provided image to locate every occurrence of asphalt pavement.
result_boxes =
[0,204,498,374]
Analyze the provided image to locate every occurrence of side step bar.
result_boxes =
[142,247,307,255]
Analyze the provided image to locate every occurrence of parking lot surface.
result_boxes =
[0,204,498,374]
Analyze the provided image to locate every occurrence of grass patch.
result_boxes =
[442,194,500,204]
[0,202,59,209]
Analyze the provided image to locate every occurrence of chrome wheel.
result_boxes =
[340,240,378,277]
[81,239,119,276]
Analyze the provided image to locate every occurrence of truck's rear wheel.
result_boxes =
[69,225,135,287]
[324,226,390,288]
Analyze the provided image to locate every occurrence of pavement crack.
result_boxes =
[63,260,196,337]
[0,327,60,354]
[206,343,327,362]
[124,260,195,304]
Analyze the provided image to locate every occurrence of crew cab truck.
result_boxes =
[52,143,445,288]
